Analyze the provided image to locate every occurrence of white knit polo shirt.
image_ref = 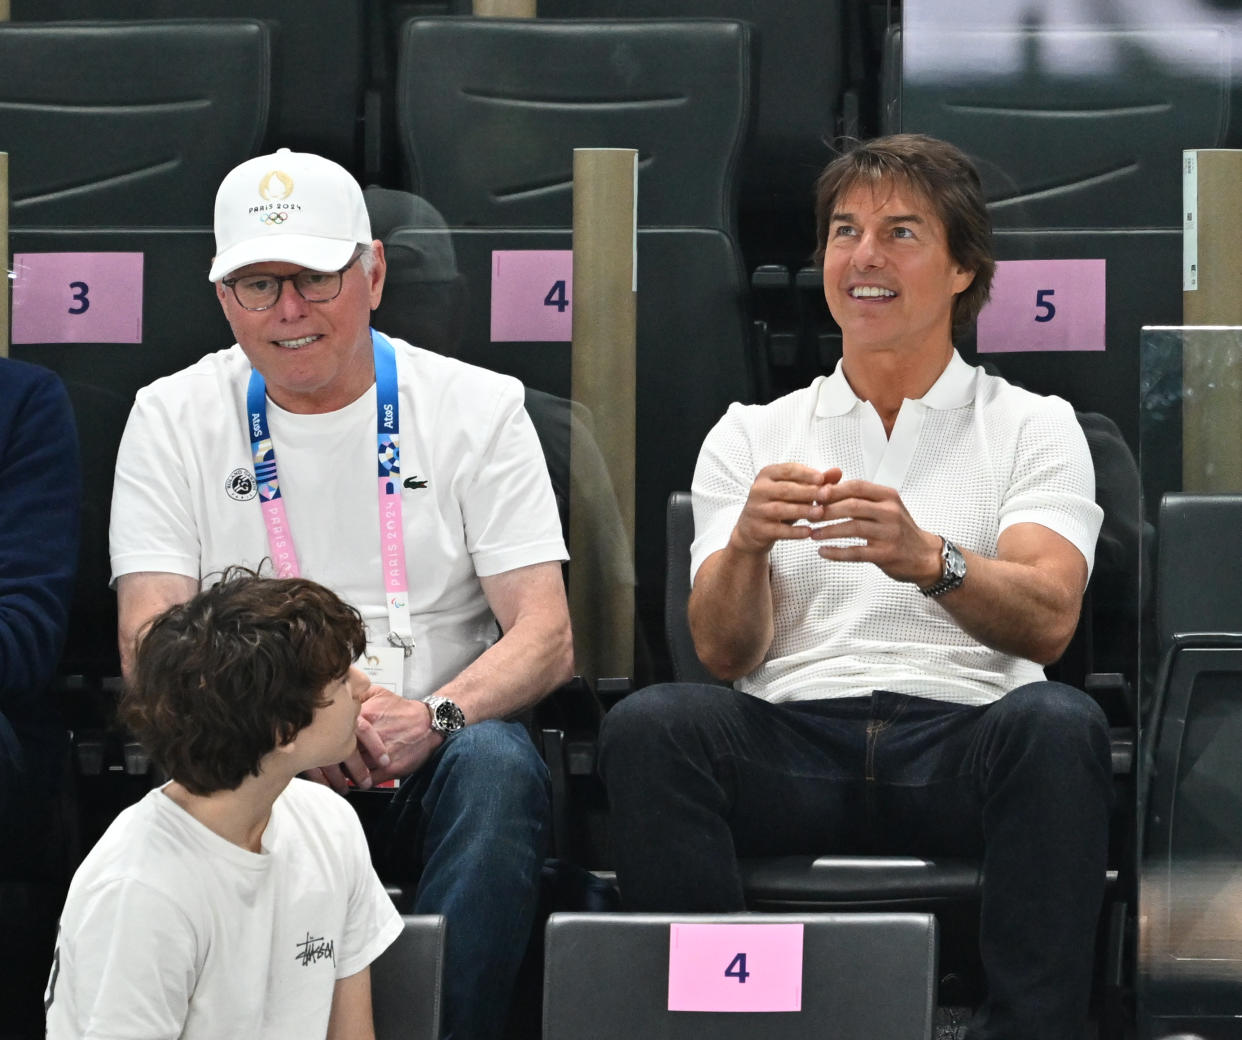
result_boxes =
[690,351,1103,706]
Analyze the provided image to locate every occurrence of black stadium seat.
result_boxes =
[0,20,270,227]
[10,1,368,174]
[543,911,939,1040]
[533,0,851,269]
[1141,494,1242,1033]
[890,26,1230,230]
[395,16,754,237]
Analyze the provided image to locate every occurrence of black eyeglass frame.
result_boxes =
[221,250,364,311]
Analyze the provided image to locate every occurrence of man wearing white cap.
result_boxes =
[109,148,573,1040]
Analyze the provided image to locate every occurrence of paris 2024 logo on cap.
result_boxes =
[251,168,300,226]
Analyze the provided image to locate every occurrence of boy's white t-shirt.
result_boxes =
[45,778,402,1040]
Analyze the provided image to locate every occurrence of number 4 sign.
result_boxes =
[975,258,1106,353]
[489,249,573,342]
[667,922,803,1012]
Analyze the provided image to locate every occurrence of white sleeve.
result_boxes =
[335,808,403,980]
[688,404,754,585]
[46,879,198,1040]
[109,388,203,584]
[999,397,1104,577]
[461,382,567,578]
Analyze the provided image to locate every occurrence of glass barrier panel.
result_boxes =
[1139,326,1242,1039]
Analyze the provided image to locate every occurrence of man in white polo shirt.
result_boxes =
[110,148,572,1040]
[598,134,1110,1040]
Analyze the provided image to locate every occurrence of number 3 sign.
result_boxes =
[11,252,144,344]
[667,922,803,1012]
[975,258,1106,354]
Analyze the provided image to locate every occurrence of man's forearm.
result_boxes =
[116,572,200,681]
[433,611,573,724]
[687,544,775,681]
[934,549,1083,666]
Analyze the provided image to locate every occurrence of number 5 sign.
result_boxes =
[975,258,1106,353]
[490,249,573,342]
[667,922,803,1012]
[11,252,144,344]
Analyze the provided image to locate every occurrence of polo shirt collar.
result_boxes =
[813,348,977,417]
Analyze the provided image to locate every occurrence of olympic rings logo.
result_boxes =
[260,211,289,225]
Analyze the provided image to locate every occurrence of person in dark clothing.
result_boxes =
[0,357,80,834]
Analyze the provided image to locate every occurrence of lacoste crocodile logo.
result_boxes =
[403,475,428,490]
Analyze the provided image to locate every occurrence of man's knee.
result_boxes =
[992,681,1111,766]
[437,719,550,808]
[598,683,720,764]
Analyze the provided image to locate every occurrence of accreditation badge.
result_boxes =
[357,643,406,699]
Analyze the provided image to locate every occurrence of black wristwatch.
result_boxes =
[425,695,466,735]
[921,537,966,598]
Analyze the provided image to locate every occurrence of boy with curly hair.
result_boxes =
[46,571,402,1039]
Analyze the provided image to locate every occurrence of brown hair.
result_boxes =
[813,133,995,331]
[121,569,366,795]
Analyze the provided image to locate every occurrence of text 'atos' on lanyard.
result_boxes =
[245,329,415,656]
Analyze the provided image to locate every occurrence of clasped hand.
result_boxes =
[730,462,941,586]
[304,684,444,793]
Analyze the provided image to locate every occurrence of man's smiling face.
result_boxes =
[821,179,974,360]
[216,243,386,415]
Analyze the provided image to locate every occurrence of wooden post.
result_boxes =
[1,152,9,359]
[1182,150,1242,491]
[569,148,637,685]
[473,0,535,16]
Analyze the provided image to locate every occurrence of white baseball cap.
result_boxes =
[208,148,373,282]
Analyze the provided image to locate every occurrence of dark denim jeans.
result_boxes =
[597,682,1113,1040]
[376,719,551,1040]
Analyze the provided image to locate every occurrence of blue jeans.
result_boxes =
[376,719,550,1040]
[597,682,1113,1040]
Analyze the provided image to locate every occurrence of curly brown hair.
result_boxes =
[813,133,996,333]
[121,569,366,795]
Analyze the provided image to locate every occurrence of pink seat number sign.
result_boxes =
[667,922,803,1012]
[976,258,1105,353]
[490,249,573,342]
[11,252,144,344]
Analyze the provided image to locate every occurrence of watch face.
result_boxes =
[946,543,967,580]
[943,544,963,583]
[432,699,465,733]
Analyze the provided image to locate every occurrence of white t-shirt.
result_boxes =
[691,351,1104,706]
[109,336,567,702]
[45,779,403,1040]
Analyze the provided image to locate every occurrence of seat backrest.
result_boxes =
[371,914,446,1040]
[0,20,270,227]
[395,16,754,233]
[665,491,727,687]
[10,1,366,173]
[893,27,1230,229]
[532,0,846,247]
[1140,495,1242,1026]
[543,911,937,1040]
[1157,494,1242,649]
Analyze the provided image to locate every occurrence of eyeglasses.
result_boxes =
[222,251,362,311]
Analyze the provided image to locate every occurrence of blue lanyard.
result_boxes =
[245,329,414,653]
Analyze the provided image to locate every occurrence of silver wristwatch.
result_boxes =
[425,695,466,735]
[921,537,966,598]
